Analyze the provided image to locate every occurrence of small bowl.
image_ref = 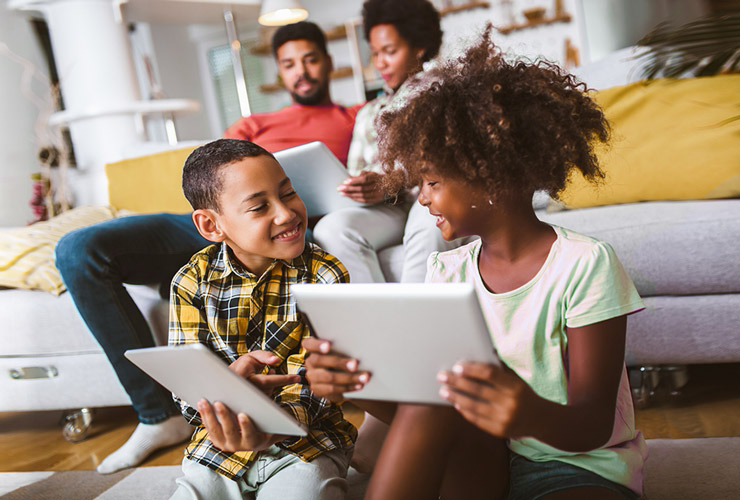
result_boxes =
[522,7,546,22]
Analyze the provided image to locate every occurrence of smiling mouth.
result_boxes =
[273,222,302,241]
[431,213,446,227]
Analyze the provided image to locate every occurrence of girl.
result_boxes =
[304,26,647,500]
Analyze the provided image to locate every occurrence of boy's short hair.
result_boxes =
[182,139,274,212]
[362,0,442,63]
[271,21,328,57]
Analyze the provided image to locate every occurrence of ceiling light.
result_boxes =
[258,0,308,26]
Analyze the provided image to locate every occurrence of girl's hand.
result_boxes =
[302,338,371,403]
[437,362,539,439]
[198,399,286,452]
[337,172,384,204]
[228,350,300,396]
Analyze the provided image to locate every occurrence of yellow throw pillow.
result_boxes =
[559,74,740,209]
[106,146,197,214]
[0,206,117,295]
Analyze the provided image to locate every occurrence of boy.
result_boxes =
[168,139,356,499]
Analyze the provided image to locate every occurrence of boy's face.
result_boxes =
[276,39,332,106]
[209,155,307,274]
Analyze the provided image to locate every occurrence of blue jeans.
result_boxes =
[55,213,210,424]
[507,452,640,500]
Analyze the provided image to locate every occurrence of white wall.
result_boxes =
[0,4,48,227]
[579,0,709,62]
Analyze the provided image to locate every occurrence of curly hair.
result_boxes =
[378,24,609,200]
[182,139,274,212]
[362,0,442,63]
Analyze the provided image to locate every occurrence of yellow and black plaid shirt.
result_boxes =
[168,242,356,481]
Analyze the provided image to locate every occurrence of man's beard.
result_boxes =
[291,80,330,106]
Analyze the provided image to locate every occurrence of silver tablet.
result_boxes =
[292,283,501,405]
[274,141,366,218]
[125,344,307,436]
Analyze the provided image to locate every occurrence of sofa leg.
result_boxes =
[628,365,690,409]
[629,366,659,409]
[59,408,93,442]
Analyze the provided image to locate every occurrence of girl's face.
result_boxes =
[369,23,424,91]
[417,168,490,241]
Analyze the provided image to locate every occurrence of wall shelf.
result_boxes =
[258,66,354,93]
[497,13,571,35]
[439,1,491,17]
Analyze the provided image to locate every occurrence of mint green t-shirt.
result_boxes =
[426,225,648,495]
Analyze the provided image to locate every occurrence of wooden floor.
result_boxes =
[1,363,738,472]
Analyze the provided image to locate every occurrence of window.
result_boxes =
[207,39,274,131]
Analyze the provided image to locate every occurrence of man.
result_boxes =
[224,22,358,163]
[55,21,360,475]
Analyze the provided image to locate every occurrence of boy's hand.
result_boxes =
[198,399,286,453]
[302,338,370,403]
[337,172,384,204]
[229,350,300,396]
[437,362,538,439]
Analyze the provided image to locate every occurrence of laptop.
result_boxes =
[125,344,307,436]
[292,283,501,405]
[274,141,367,218]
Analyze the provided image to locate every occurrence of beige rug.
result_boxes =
[2,438,739,499]
[0,466,181,499]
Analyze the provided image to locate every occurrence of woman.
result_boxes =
[313,0,466,285]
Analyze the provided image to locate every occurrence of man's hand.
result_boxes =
[198,399,287,453]
[302,338,370,403]
[337,171,384,204]
[228,350,300,396]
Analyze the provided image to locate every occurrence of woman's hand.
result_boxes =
[198,399,286,453]
[337,172,385,204]
[302,338,370,403]
[228,350,300,396]
[437,362,539,439]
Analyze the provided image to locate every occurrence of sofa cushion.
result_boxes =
[559,75,740,209]
[0,284,167,357]
[626,294,740,366]
[538,199,740,296]
[106,145,197,214]
[0,206,117,295]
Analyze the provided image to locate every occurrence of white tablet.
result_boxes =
[274,141,366,218]
[292,283,501,405]
[124,344,307,436]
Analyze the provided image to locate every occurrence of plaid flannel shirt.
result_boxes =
[168,242,356,480]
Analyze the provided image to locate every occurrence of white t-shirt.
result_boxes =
[426,224,648,494]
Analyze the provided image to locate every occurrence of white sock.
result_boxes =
[96,415,192,474]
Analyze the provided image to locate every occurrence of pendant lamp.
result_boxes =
[258,0,308,26]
